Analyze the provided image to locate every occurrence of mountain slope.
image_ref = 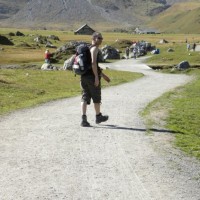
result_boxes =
[147,1,200,33]
[0,0,173,28]
[0,0,27,20]
[0,0,198,32]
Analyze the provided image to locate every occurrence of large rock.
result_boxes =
[16,31,25,36]
[45,41,57,48]
[41,63,58,70]
[48,35,60,41]
[0,35,14,45]
[159,39,168,44]
[177,61,190,70]
[101,45,120,60]
[34,36,47,44]
[63,55,76,70]
[53,41,89,62]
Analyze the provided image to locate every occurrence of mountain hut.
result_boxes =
[74,24,95,35]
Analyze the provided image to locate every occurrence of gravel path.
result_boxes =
[0,57,200,200]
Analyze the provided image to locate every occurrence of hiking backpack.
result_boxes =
[72,44,92,75]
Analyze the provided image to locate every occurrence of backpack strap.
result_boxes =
[89,44,96,49]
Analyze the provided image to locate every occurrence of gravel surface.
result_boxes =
[0,57,200,200]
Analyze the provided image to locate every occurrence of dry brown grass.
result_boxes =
[0,48,44,64]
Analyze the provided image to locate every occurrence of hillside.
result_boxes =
[0,0,198,32]
[0,0,27,20]
[0,0,165,29]
[147,1,200,33]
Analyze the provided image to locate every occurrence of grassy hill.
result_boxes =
[147,1,200,33]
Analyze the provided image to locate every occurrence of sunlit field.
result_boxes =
[0,27,200,65]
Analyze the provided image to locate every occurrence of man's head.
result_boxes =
[92,32,103,46]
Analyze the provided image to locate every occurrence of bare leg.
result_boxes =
[94,103,100,115]
[81,102,87,115]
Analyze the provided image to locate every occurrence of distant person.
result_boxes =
[44,49,51,64]
[185,38,188,43]
[192,43,196,51]
[80,32,110,127]
[187,43,190,51]
[125,47,130,59]
[133,48,137,59]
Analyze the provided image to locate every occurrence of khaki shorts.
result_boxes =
[80,75,101,104]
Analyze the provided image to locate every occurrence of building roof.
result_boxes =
[74,24,95,34]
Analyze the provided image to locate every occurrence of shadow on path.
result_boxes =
[94,124,180,134]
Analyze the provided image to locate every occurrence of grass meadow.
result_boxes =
[142,69,200,159]
[0,28,200,159]
[0,68,142,115]
[0,27,200,65]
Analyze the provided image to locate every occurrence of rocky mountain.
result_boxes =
[0,0,194,30]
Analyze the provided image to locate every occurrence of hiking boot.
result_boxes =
[81,115,90,127]
[96,113,109,124]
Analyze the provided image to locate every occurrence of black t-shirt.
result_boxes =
[82,50,102,77]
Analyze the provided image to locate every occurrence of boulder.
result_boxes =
[16,31,25,36]
[159,39,168,44]
[45,41,57,48]
[53,41,88,62]
[34,36,47,44]
[8,32,15,36]
[48,35,60,40]
[177,61,190,70]
[101,45,120,60]
[41,63,58,70]
[0,35,14,45]
[167,48,174,52]
[63,55,76,70]
[41,63,50,70]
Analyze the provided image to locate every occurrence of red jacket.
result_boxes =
[45,52,51,59]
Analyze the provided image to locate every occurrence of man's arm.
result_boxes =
[90,46,99,87]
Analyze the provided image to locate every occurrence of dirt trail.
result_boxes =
[0,57,200,200]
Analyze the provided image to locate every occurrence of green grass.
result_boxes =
[166,70,200,159]
[146,43,200,67]
[0,69,142,115]
[142,69,200,159]
[1,28,200,66]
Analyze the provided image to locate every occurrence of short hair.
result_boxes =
[92,32,102,40]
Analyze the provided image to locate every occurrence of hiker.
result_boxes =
[187,43,190,51]
[44,49,51,64]
[133,48,137,59]
[125,47,130,59]
[192,43,196,51]
[185,38,188,43]
[80,32,110,127]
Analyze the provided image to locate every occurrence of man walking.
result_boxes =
[80,32,110,127]
[125,47,130,59]
[192,43,196,51]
